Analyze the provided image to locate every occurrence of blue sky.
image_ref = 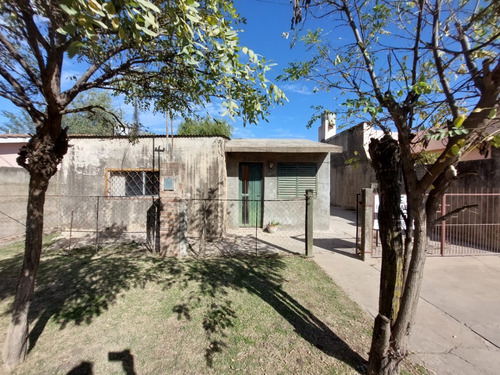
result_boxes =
[145,0,334,140]
[0,0,335,141]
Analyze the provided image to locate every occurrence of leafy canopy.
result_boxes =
[0,0,286,131]
[177,116,233,137]
[282,0,500,156]
[0,91,127,136]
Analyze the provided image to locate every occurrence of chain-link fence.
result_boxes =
[0,195,310,256]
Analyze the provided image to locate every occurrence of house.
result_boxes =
[320,116,500,209]
[0,134,342,253]
[225,138,341,231]
[0,134,30,168]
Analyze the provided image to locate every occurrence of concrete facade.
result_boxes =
[323,123,379,209]
[225,139,342,231]
[1,135,341,251]
[322,122,500,209]
[58,136,226,254]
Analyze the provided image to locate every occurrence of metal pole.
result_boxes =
[441,193,446,256]
[95,196,100,252]
[255,199,258,255]
[305,190,313,257]
[356,193,360,255]
[68,210,73,252]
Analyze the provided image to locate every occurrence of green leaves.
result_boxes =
[424,126,469,141]
[56,0,161,53]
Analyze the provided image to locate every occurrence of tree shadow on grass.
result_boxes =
[0,241,366,373]
[173,254,366,371]
[0,242,182,352]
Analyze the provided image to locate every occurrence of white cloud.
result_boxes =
[282,83,314,96]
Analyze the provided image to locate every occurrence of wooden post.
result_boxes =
[305,189,313,257]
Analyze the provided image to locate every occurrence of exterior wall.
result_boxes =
[59,136,227,243]
[0,167,60,241]
[453,147,499,190]
[0,143,25,167]
[225,152,331,231]
[325,123,377,210]
[326,122,500,210]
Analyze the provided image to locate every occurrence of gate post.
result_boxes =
[361,188,374,261]
[305,189,314,257]
[440,193,446,256]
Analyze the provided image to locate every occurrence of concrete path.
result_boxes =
[313,207,500,375]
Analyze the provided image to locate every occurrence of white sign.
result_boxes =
[373,194,408,231]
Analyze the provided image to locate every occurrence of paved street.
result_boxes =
[313,207,500,375]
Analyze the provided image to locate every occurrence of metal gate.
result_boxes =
[429,190,500,256]
[359,188,500,258]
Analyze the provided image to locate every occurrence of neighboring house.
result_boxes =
[320,116,500,209]
[0,134,342,253]
[0,134,30,168]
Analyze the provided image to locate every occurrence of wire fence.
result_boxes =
[0,195,309,256]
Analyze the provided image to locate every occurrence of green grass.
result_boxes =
[0,240,422,374]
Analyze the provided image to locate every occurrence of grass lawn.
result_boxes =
[0,239,424,374]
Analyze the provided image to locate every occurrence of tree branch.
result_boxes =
[431,0,460,119]
[0,64,43,120]
[0,32,43,90]
[433,204,479,225]
[61,104,126,128]
[340,0,385,105]
[19,6,49,72]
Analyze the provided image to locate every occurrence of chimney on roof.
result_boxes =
[318,112,336,142]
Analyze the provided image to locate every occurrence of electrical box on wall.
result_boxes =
[163,177,174,191]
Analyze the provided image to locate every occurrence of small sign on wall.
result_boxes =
[163,177,174,191]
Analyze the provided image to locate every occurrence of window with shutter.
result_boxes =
[277,163,317,198]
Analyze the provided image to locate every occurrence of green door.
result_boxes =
[239,163,263,227]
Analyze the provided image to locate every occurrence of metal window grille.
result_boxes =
[277,163,317,198]
[106,169,159,197]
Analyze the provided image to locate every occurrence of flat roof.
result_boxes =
[0,134,30,143]
[225,138,342,153]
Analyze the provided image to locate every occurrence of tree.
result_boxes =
[177,116,233,137]
[0,109,33,134]
[0,0,285,369]
[1,91,126,135]
[64,91,126,135]
[284,1,499,374]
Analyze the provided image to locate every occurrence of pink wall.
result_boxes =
[0,142,25,167]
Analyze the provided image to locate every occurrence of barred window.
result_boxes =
[107,169,159,197]
[277,163,317,198]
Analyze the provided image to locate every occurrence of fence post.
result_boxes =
[361,188,374,261]
[305,189,314,257]
[440,193,446,256]
[95,196,100,251]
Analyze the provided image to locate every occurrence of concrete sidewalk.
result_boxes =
[313,207,500,375]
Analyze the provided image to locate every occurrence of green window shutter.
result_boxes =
[278,163,317,198]
[297,164,317,196]
[278,163,297,198]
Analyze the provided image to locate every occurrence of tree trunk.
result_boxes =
[2,174,49,369]
[367,135,405,375]
[2,128,68,369]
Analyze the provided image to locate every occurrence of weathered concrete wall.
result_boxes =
[325,123,500,210]
[60,136,227,244]
[324,124,377,210]
[157,137,227,255]
[225,152,331,231]
[453,147,499,191]
[0,167,61,241]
